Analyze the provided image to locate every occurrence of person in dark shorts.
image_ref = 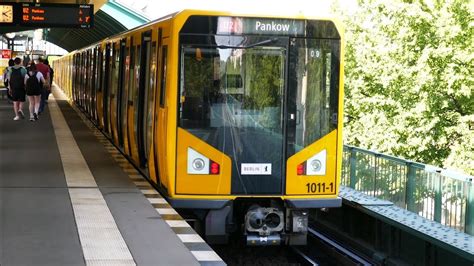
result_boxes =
[24,63,45,121]
[7,57,27,120]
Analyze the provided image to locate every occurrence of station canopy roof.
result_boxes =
[0,0,150,52]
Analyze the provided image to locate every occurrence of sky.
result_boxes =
[115,0,358,20]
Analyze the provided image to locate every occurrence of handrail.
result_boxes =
[342,145,474,235]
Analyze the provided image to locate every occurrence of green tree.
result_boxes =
[336,0,473,174]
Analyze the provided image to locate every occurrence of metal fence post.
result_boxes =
[465,182,474,235]
[406,163,416,212]
[349,148,357,189]
[434,175,442,223]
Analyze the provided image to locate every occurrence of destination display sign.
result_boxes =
[0,3,93,28]
[217,17,305,36]
[20,3,93,28]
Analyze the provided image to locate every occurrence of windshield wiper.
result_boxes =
[217,38,279,49]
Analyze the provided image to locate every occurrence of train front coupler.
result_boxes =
[244,205,308,245]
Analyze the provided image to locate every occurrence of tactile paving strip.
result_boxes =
[341,186,474,257]
[50,91,136,266]
[67,90,225,265]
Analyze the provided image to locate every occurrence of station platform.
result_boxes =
[0,86,225,266]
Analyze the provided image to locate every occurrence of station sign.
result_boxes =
[0,3,93,28]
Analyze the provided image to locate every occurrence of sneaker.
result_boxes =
[33,113,38,120]
[18,110,25,119]
[13,116,20,121]
[30,117,35,122]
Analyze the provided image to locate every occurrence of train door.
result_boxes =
[102,43,111,136]
[82,52,87,108]
[122,38,132,156]
[156,28,169,188]
[97,46,104,129]
[78,53,83,107]
[91,48,98,124]
[75,54,79,103]
[88,50,93,118]
[116,39,126,148]
[72,54,77,102]
[146,39,158,182]
[85,51,91,115]
[109,42,119,144]
[81,52,86,109]
[127,42,140,163]
[137,30,153,168]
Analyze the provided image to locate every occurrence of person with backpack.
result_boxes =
[24,63,45,121]
[7,57,27,120]
[3,59,14,102]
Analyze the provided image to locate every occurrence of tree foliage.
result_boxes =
[336,0,473,174]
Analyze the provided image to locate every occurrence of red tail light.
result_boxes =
[297,163,306,175]
[210,161,220,175]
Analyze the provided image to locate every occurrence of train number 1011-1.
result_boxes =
[306,182,334,193]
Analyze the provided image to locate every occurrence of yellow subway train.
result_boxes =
[53,10,344,245]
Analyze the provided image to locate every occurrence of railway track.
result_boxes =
[291,227,374,265]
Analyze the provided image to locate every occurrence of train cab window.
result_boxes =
[287,38,340,155]
[159,46,167,107]
[179,38,286,139]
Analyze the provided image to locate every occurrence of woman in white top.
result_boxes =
[24,63,45,121]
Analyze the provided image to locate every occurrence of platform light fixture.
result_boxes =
[5,32,15,39]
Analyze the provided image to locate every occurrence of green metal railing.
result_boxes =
[341,145,474,235]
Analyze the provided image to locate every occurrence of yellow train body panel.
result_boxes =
[176,128,232,195]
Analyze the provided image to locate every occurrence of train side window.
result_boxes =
[159,45,167,107]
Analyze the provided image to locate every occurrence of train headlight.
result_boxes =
[187,147,220,175]
[298,150,327,176]
[310,159,322,172]
[306,149,326,175]
[187,147,209,174]
[192,158,205,171]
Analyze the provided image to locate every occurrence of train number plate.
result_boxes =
[241,163,272,175]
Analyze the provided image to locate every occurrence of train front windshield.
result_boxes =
[179,16,341,194]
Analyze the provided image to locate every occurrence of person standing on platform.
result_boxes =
[44,58,53,101]
[3,59,14,102]
[24,63,45,121]
[7,57,26,121]
[36,57,50,115]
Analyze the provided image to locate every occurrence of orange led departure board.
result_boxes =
[0,3,93,28]
[20,3,93,28]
